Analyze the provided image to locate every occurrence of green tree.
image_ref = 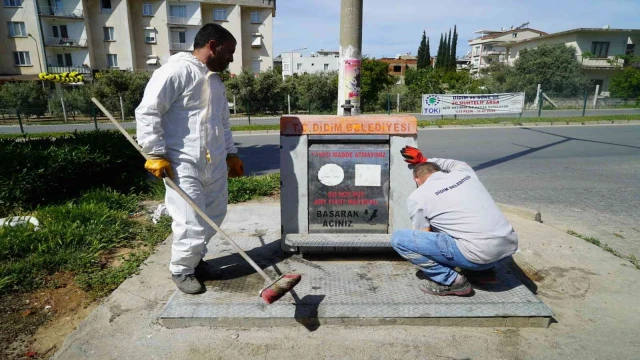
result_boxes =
[445,29,452,70]
[0,81,48,117]
[425,36,431,69]
[254,68,285,113]
[417,31,429,69]
[609,66,640,99]
[92,70,152,118]
[482,43,588,101]
[225,68,258,113]
[361,57,396,112]
[294,71,338,113]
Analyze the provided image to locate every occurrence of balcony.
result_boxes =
[168,17,202,26]
[39,6,84,19]
[579,56,624,69]
[482,50,505,56]
[45,37,88,48]
[170,43,194,52]
[47,66,91,74]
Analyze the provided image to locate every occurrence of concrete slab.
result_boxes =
[158,231,553,329]
[52,199,640,360]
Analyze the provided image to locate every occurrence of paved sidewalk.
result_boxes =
[53,198,640,360]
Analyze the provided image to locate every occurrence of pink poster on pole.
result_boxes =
[343,59,361,106]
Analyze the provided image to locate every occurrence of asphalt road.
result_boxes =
[1,108,639,133]
[235,124,640,259]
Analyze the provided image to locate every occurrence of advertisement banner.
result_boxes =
[421,93,525,116]
[343,59,361,106]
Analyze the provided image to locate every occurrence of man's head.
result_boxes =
[193,23,236,72]
[413,162,441,187]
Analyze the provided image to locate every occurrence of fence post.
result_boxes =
[61,97,68,122]
[397,93,400,113]
[246,100,251,125]
[233,95,237,115]
[16,109,24,134]
[119,95,125,121]
[592,85,599,109]
[387,94,391,115]
[538,93,543,118]
[287,94,291,114]
[92,104,98,130]
[582,90,588,117]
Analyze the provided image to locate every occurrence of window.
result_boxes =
[169,5,186,18]
[144,28,156,43]
[252,59,261,73]
[56,53,73,66]
[283,63,290,71]
[7,22,26,37]
[103,27,115,41]
[143,3,153,16]
[214,8,227,21]
[171,31,186,43]
[296,63,302,70]
[591,42,610,58]
[52,25,68,38]
[393,65,402,72]
[13,51,31,66]
[107,54,118,68]
[251,11,260,23]
[101,0,112,13]
[512,33,518,38]
[251,34,262,48]
[324,63,329,70]
[3,0,22,7]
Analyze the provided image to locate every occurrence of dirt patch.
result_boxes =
[0,273,95,359]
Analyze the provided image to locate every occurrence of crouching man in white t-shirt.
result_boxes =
[391,146,519,296]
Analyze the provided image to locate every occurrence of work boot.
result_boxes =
[461,268,498,284]
[171,274,204,294]
[419,274,472,296]
[194,259,221,280]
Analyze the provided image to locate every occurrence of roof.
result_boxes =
[468,28,548,43]
[509,27,640,45]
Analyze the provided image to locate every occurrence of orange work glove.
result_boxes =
[226,153,244,178]
[400,146,427,165]
[144,156,173,179]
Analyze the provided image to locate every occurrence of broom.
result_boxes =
[91,98,301,304]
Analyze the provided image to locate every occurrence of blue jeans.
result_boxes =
[391,230,498,286]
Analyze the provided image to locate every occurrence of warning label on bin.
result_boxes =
[308,144,389,234]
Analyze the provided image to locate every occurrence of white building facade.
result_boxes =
[0,0,276,81]
[281,49,339,78]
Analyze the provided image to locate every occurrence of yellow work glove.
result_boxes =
[144,156,173,179]
[226,153,244,178]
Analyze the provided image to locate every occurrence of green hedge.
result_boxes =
[0,131,148,216]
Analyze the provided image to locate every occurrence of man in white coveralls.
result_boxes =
[135,23,244,294]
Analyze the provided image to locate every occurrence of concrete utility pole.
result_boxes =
[337,0,363,116]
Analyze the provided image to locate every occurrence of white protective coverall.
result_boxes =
[135,52,237,275]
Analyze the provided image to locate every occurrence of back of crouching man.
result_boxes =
[391,146,518,296]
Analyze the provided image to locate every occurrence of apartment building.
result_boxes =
[281,49,340,78]
[0,0,276,81]
[505,28,640,94]
[468,25,547,74]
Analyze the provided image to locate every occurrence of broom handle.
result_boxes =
[90,98,272,282]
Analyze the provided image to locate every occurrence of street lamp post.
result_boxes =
[28,33,46,92]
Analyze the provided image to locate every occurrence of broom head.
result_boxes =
[259,274,302,304]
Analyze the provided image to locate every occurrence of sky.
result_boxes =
[273,0,640,59]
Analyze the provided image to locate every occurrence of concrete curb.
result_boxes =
[497,203,542,223]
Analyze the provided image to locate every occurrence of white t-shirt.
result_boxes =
[407,158,518,264]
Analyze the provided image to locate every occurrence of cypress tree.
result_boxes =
[445,29,452,70]
[426,36,431,68]
[417,31,428,69]
[450,25,458,71]
[436,34,444,69]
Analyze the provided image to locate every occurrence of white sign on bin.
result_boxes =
[421,93,525,116]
